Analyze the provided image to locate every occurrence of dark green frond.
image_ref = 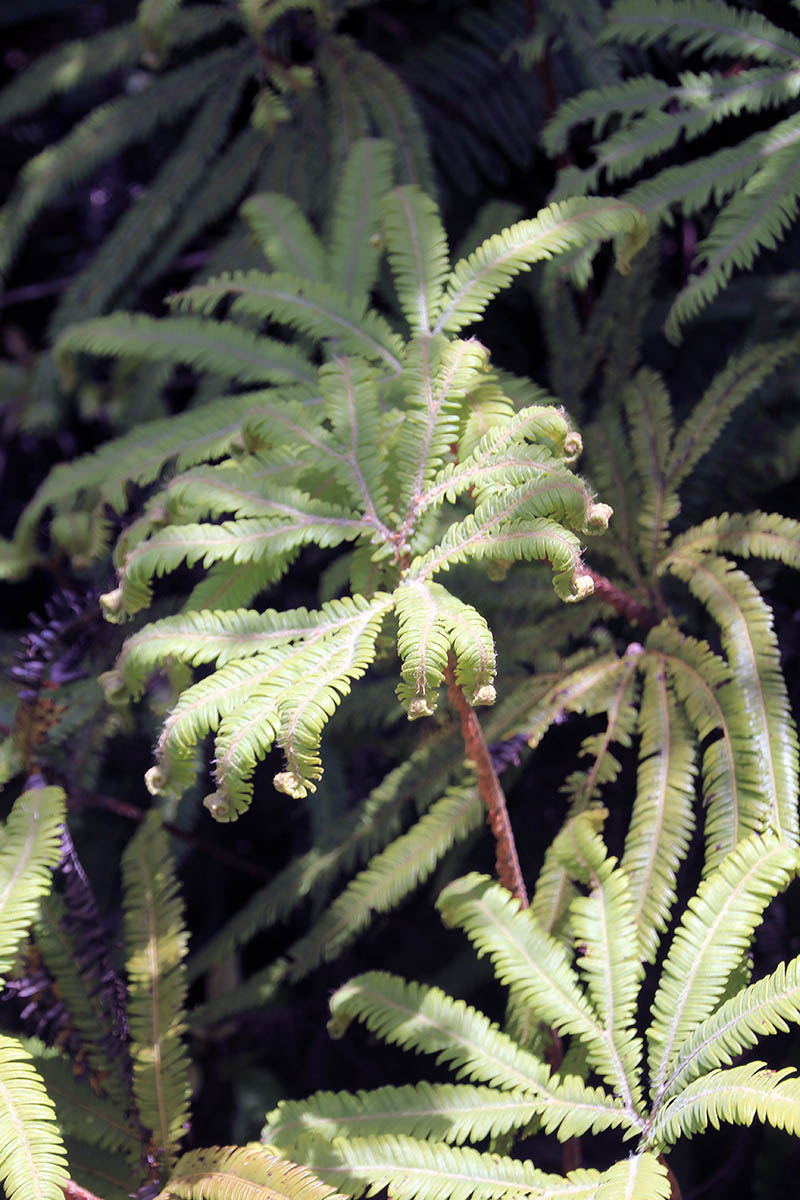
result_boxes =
[602,0,800,65]
[122,811,191,1170]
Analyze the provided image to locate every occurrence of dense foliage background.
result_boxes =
[2,3,800,1198]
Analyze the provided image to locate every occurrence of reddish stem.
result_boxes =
[446,657,528,907]
[586,569,660,630]
[63,1182,106,1200]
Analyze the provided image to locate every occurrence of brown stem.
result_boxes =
[586,569,661,630]
[659,1154,683,1200]
[63,1182,106,1200]
[446,655,528,907]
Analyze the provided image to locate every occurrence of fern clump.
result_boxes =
[263,811,800,1200]
[7,140,647,816]
[545,0,800,339]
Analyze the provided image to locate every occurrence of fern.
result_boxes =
[266,821,800,1199]
[546,0,800,338]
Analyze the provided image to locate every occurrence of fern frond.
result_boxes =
[650,1062,800,1148]
[327,138,394,305]
[665,554,798,844]
[287,784,483,979]
[55,313,317,391]
[380,187,449,334]
[436,874,643,1115]
[668,335,800,493]
[621,367,678,567]
[342,40,433,190]
[0,786,65,978]
[46,60,254,339]
[318,356,394,530]
[29,1048,138,1157]
[394,584,467,716]
[665,511,800,569]
[647,834,798,1099]
[61,1136,131,1200]
[265,1081,545,1150]
[0,21,143,124]
[0,1035,69,1200]
[621,655,696,963]
[122,811,191,1170]
[161,1144,347,1200]
[593,1153,670,1200]
[280,1133,603,1200]
[645,624,755,869]
[241,193,328,282]
[105,508,366,621]
[0,46,246,281]
[602,0,800,65]
[170,272,404,373]
[432,198,649,335]
[665,129,800,340]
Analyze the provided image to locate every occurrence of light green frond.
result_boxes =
[665,335,800,492]
[0,786,65,977]
[650,1062,800,1149]
[560,654,640,811]
[394,582,453,716]
[326,139,394,304]
[436,590,497,706]
[122,811,191,1169]
[647,834,798,1099]
[665,511,800,570]
[662,954,800,1099]
[594,1153,670,1200]
[325,971,633,1138]
[436,874,639,1108]
[0,1035,69,1200]
[543,76,672,157]
[621,367,678,566]
[265,1081,544,1151]
[241,193,328,282]
[28,1048,138,1157]
[161,1144,347,1200]
[105,509,365,621]
[393,337,491,522]
[171,272,403,373]
[602,0,800,65]
[15,391,263,556]
[283,1133,602,1200]
[666,554,798,845]
[407,504,592,605]
[665,132,800,340]
[57,313,317,391]
[287,785,483,979]
[109,597,383,700]
[158,458,318,525]
[645,624,754,869]
[432,198,649,335]
[380,187,449,334]
[621,656,696,963]
[207,597,391,809]
[319,356,393,528]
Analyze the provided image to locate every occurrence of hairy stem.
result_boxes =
[587,569,660,629]
[446,656,528,907]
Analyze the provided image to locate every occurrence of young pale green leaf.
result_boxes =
[380,186,449,334]
[433,198,648,334]
[0,1036,69,1200]
[0,786,65,978]
[160,1144,348,1200]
